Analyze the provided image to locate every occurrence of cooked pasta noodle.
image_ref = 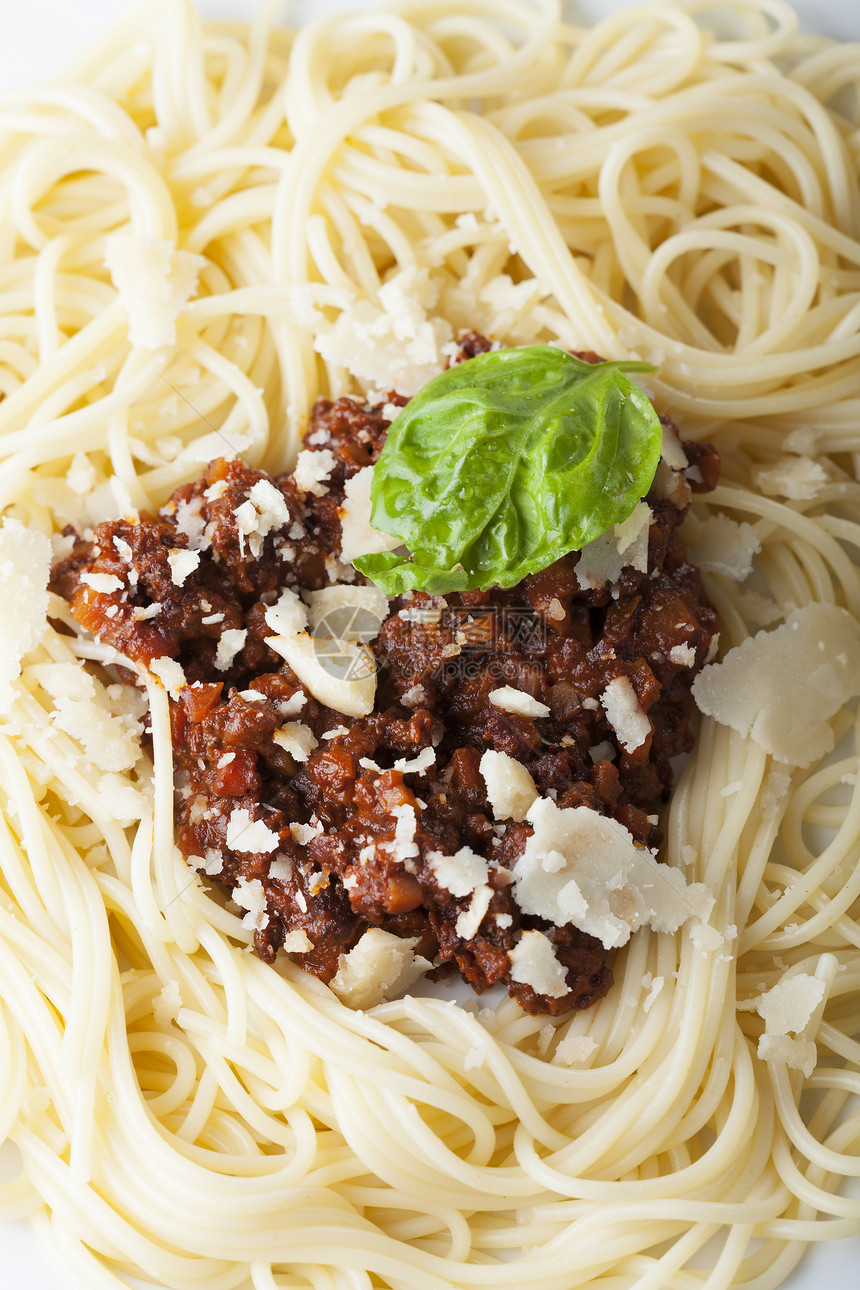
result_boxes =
[1,1,860,1288]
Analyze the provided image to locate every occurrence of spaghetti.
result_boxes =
[1,1,860,1288]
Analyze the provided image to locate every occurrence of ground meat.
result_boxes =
[54,340,719,1015]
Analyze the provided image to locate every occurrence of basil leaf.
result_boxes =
[355,345,660,594]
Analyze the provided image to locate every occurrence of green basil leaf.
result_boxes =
[355,345,660,594]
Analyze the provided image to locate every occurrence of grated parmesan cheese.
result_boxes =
[660,422,688,470]
[81,572,123,594]
[66,452,97,495]
[426,846,488,898]
[269,855,294,883]
[755,973,826,1036]
[390,803,419,865]
[508,930,569,999]
[338,466,402,566]
[199,849,224,876]
[669,643,696,667]
[293,448,337,497]
[279,691,307,717]
[575,505,653,591]
[480,749,538,821]
[314,266,453,397]
[226,808,280,854]
[0,518,51,713]
[233,877,270,931]
[104,233,205,349]
[214,629,247,672]
[512,796,713,950]
[683,514,760,581]
[752,455,829,501]
[756,1033,817,1077]
[234,479,291,559]
[394,746,436,775]
[329,928,431,1009]
[488,686,550,719]
[600,676,650,753]
[166,548,200,587]
[272,722,318,762]
[613,501,652,573]
[264,587,308,637]
[33,662,143,773]
[283,929,313,954]
[692,603,860,766]
[553,1033,598,1065]
[455,884,494,940]
[149,657,186,699]
[174,496,208,549]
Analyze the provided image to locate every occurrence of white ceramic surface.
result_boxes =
[1,1,858,1287]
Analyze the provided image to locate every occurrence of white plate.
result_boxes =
[1,1,859,1288]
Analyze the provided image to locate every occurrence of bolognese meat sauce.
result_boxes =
[53,338,719,1015]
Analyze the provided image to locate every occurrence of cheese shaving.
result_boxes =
[338,466,402,565]
[508,930,569,999]
[329,929,431,1009]
[226,809,280,854]
[480,749,538,821]
[104,233,204,349]
[692,604,860,766]
[488,686,550,719]
[0,518,51,714]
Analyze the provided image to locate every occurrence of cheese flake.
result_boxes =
[338,466,402,565]
[233,876,270,930]
[426,846,489,898]
[553,1034,598,1065]
[0,518,51,713]
[167,548,200,587]
[755,973,826,1036]
[600,676,650,753]
[692,603,860,766]
[752,456,829,501]
[480,749,538,821]
[214,628,247,672]
[488,686,550,719]
[283,929,313,954]
[512,796,713,950]
[455,884,493,940]
[34,662,143,772]
[613,501,652,573]
[508,930,569,999]
[683,514,760,581]
[394,747,436,775]
[104,233,204,349]
[272,722,318,762]
[329,928,431,1009]
[81,572,123,594]
[293,448,337,497]
[757,1033,817,1077]
[150,656,186,698]
[264,587,308,637]
[314,266,453,396]
[226,808,280,854]
[669,643,696,667]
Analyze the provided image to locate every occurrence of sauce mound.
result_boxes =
[53,344,719,1015]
